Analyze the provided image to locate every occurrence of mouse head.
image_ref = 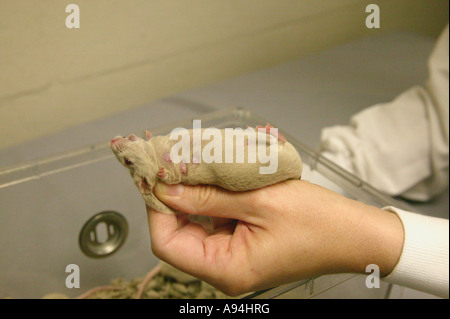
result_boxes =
[111,133,145,165]
[110,131,156,181]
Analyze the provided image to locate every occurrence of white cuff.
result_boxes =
[382,206,449,298]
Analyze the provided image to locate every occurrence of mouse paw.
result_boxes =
[163,152,172,163]
[256,123,286,144]
[179,162,187,175]
[157,167,166,179]
[158,167,179,183]
[136,176,152,195]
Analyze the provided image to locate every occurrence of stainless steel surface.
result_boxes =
[78,211,128,258]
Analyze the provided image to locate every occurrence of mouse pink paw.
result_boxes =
[163,152,172,163]
[157,167,166,179]
[256,123,286,144]
[180,162,187,175]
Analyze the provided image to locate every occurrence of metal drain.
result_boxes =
[79,211,128,258]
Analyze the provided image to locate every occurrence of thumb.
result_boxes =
[154,182,256,220]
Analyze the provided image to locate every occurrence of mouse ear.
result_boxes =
[145,130,152,140]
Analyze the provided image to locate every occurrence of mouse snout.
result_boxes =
[110,136,128,148]
[111,134,139,146]
[110,137,121,145]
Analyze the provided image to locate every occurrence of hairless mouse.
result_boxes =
[111,124,303,214]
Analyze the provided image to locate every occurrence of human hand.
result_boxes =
[146,180,404,296]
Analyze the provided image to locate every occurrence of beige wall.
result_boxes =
[0,0,448,150]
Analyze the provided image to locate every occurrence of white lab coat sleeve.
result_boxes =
[382,206,449,298]
[319,25,449,201]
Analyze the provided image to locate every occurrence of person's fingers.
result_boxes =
[146,206,209,271]
[146,205,177,248]
[146,205,208,248]
[146,205,238,281]
[153,182,259,220]
[210,216,234,229]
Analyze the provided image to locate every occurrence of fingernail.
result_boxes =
[155,183,184,197]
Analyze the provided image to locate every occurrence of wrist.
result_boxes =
[332,200,404,277]
[354,204,404,277]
